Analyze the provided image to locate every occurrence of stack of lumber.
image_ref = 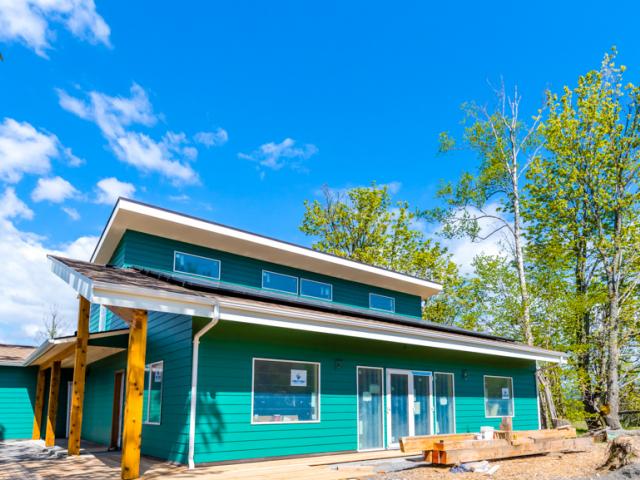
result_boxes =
[399,423,593,465]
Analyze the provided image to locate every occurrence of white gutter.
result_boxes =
[188,300,220,469]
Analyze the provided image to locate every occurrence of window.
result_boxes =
[434,372,455,434]
[252,358,320,423]
[300,278,332,301]
[142,361,163,424]
[484,375,514,418]
[369,293,395,312]
[174,251,221,280]
[262,270,298,294]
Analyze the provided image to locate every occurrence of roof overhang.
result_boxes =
[50,256,567,364]
[90,198,442,299]
[23,329,128,368]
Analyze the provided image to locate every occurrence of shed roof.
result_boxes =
[90,198,442,299]
[48,255,567,363]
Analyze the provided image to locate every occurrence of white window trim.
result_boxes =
[261,270,299,295]
[251,357,321,425]
[433,371,456,434]
[356,366,385,452]
[143,360,164,425]
[98,305,106,332]
[300,278,333,301]
[173,250,221,281]
[369,293,396,313]
[483,375,515,418]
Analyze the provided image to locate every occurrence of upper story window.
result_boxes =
[174,251,221,280]
[300,278,332,301]
[262,270,298,294]
[369,293,395,312]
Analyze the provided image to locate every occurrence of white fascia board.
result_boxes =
[217,300,567,364]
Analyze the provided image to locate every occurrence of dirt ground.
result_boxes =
[371,439,640,480]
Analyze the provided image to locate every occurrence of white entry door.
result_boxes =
[386,369,433,448]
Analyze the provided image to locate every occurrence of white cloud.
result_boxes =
[62,206,80,220]
[194,128,228,147]
[0,187,34,220]
[0,0,111,57]
[95,177,135,205]
[0,188,99,345]
[0,118,80,183]
[239,137,318,175]
[58,84,204,184]
[31,176,78,203]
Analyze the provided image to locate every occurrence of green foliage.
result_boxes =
[300,183,465,323]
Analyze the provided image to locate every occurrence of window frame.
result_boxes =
[433,371,456,434]
[98,305,106,332]
[261,270,299,295]
[173,250,221,281]
[143,360,164,426]
[300,278,333,301]
[483,375,515,418]
[250,357,321,425]
[368,293,396,313]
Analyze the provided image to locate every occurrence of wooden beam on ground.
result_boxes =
[31,367,47,440]
[121,309,148,480]
[400,433,476,453]
[45,360,61,447]
[68,296,90,455]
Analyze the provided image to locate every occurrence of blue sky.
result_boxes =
[1,0,639,344]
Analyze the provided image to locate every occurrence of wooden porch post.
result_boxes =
[121,309,148,480]
[32,368,46,440]
[45,360,61,447]
[68,296,91,455]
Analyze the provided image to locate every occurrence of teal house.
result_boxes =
[0,199,566,479]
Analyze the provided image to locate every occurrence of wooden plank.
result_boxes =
[68,296,90,456]
[45,361,61,447]
[400,433,476,452]
[121,309,148,480]
[434,436,593,465]
[40,343,76,370]
[31,368,46,440]
[432,439,510,451]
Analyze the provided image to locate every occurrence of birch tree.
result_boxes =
[427,84,560,426]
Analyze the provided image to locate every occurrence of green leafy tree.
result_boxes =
[300,183,465,323]
[536,49,640,429]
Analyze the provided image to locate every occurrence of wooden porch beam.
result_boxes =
[31,367,47,440]
[45,360,61,447]
[121,309,148,480]
[68,296,90,455]
[39,343,76,371]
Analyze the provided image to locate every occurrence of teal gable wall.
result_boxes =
[109,230,422,318]
[81,312,193,463]
[193,321,539,463]
[88,303,127,333]
[0,366,37,440]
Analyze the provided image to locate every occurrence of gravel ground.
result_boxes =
[369,439,640,480]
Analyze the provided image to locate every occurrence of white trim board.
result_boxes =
[48,256,567,364]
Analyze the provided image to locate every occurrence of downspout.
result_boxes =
[188,300,220,469]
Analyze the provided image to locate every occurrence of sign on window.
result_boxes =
[290,369,307,386]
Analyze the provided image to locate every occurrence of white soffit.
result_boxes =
[91,199,442,299]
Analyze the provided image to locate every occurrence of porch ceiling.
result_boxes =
[47,255,568,364]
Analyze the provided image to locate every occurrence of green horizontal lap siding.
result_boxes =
[113,230,422,318]
[80,312,192,464]
[0,366,37,440]
[88,303,128,333]
[193,321,539,463]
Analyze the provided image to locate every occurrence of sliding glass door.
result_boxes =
[357,367,384,450]
[386,369,433,447]
[434,372,455,434]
